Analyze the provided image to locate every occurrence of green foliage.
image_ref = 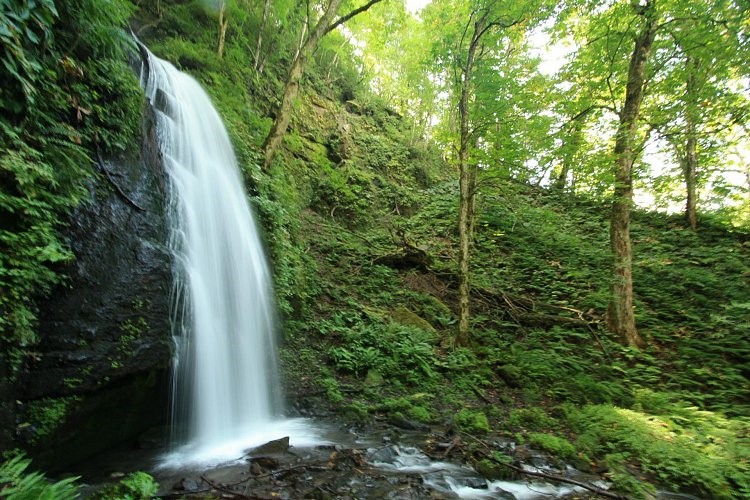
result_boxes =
[604,454,658,500]
[0,0,57,104]
[97,471,159,500]
[453,408,491,434]
[21,397,80,445]
[0,452,80,499]
[311,163,375,223]
[527,433,576,459]
[565,403,750,498]
[0,0,141,365]
[327,316,438,383]
[507,407,557,431]
[321,377,344,404]
[378,396,434,424]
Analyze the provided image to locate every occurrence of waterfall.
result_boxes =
[140,46,316,465]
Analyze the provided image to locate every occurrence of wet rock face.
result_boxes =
[17,104,174,467]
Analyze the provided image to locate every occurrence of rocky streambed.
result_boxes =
[74,421,614,499]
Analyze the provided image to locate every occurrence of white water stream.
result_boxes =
[141,47,318,466]
[368,445,598,499]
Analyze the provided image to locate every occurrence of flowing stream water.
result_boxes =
[141,46,318,466]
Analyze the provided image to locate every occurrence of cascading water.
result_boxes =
[140,46,317,465]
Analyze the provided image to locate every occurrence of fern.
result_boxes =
[0,453,80,499]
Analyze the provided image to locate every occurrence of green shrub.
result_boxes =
[98,471,159,500]
[377,397,434,424]
[407,405,433,424]
[507,407,556,431]
[22,397,80,445]
[566,403,750,498]
[321,377,344,404]
[328,320,437,383]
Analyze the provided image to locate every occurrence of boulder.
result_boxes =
[246,436,290,456]
[390,307,436,333]
[13,102,173,469]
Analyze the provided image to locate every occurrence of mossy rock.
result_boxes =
[475,458,515,481]
[364,369,384,387]
[391,307,435,333]
[454,409,491,434]
[407,405,433,424]
[342,402,371,425]
[527,432,576,459]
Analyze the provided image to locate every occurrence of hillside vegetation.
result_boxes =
[1,0,748,498]
[131,3,750,497]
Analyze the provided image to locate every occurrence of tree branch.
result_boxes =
[325,0,384,35]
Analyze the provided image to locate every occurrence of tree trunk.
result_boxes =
[684,125,698,229]
[684,56,699,230]
[294,14,308,62]
[553,118,584,191]
[261,0,384,170]
[326,38,348,83]
[217,2,228,60]
[607,2,657,348]
[456,16,486,347]
[253,0,271,70]
[262,0,343,170]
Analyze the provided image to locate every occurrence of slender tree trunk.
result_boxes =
[325,38,348,82]
[684,56,699,230]
[553,118,584,191]
[456,16,486,347]
[258,0,297,75]
[258,35,276,74]
[217,2,228,59]
[262,0,343,170]
[253,0,271,70]
[684,126,698,229]
[294,16,308,62]
[607,2,657,348]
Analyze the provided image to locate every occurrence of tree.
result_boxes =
[607,0,657,348]
[557,0,750,344]
[253,0,272,68]
[643,1,749,230]
[422,0,551,346]
[218,1,229,58]
[346,2,439,143]
[261,0,385,170]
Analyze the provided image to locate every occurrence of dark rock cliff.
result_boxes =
[14,102,174,469]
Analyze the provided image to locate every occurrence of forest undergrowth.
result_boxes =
[146,9,750,493]
[281,179,750,498]
[2,1,748,498]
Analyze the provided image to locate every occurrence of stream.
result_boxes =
[73,420,611,499]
